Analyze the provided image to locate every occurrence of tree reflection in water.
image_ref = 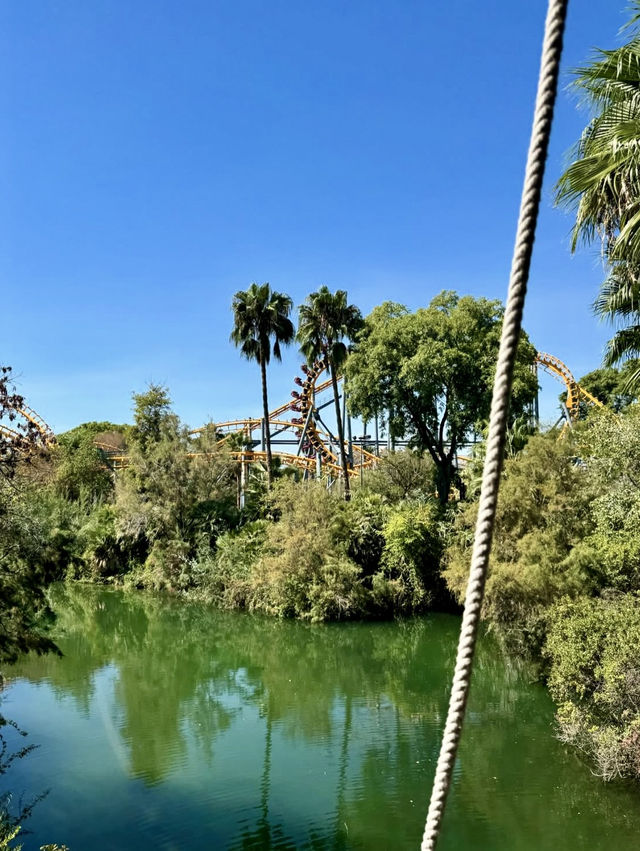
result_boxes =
[7,584,640,850]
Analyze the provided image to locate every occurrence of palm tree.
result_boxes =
[556,5,640,389]
[555,8,640,264]
[594,260,640,390]
[230,283,295,488]
[297,286,362,500]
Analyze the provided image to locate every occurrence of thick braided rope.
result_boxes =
[420,2,568,849]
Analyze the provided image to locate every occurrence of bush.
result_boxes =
[195,521,269,609]
[74,505,125,581]
[544,594,640,781]
[139,539,193,592]
[372,501,443,613]
[443,433,598,654]
[245,480,367,621]
[338,491,388,576]
[359,451,435,502]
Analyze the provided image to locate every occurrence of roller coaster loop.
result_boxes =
[535,352,604,422]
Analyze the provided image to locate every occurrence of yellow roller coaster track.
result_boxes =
[0,401,56,450]
[535,352,604,420]
[188,360,378,472]
[98,448,354,478]
[4,351,604,473]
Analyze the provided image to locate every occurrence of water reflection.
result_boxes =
[6,584,640,850]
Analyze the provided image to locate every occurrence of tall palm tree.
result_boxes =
[555,9,640,264]
[297,286,362,500]
[556,5,640,388]
[231,283,295,488]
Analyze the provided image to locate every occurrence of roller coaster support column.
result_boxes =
[360,421,367,486]
[296,406,314,456]
[239,452,247,509]
[342,379,353,467]
[374,414,379,457]
[387,408,396,451]
[531,361,540,428]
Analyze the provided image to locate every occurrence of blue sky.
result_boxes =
[0,0,629,433]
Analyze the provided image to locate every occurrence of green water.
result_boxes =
[2,585,639,850]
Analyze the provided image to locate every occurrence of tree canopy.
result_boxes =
[572,361,640,413]
[345,292,538,503]
[555,3,640,264]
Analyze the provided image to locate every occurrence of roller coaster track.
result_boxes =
[189,360,378,472]
[0,401,56,451]
[99,448,352,477]
[3,351,604,474]
[535,352,604,420]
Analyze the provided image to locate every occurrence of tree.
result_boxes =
[297,286,363,500]
[0,367,44,480]
[571,361,639,413]
[0,367,58,672]
[230,283,295,488]
[131,384,176,450]
[117,392,239,590]
[593,261,640,389]
[555,5,640,265]
[345,293,537,505]
[555,6,640,388]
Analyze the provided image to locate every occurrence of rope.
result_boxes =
[420,2,569,848]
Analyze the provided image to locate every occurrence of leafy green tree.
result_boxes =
[0,481,59,668]
[359,450,435,503]
[230,283,295,488]
[0,368,59,674]
[346,292,537,504]
[117,419,238,591]
[574,361,639,413]
[297,286,363,500]
[130,384,175,450]
[53,421,123,506]
[545,594,640,782]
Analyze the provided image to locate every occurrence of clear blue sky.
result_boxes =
[0,0,629,433]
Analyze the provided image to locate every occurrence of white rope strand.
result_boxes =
[420,2,569,848]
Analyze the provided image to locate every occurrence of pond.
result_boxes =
[1,584,639,850]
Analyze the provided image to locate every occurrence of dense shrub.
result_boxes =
[444,433,597,654]
[544,594,640,781]
[373,501,443,613]
[441,405,640,780]
[359,451,435,502]
[180,479,445,622]
[338,492,388,575]
[244,480,367,621]
[195,521,269,609]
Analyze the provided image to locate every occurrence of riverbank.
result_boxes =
[5,397,640,786]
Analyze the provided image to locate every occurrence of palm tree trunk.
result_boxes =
[260,358,272,488]
[330,363,350,500]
